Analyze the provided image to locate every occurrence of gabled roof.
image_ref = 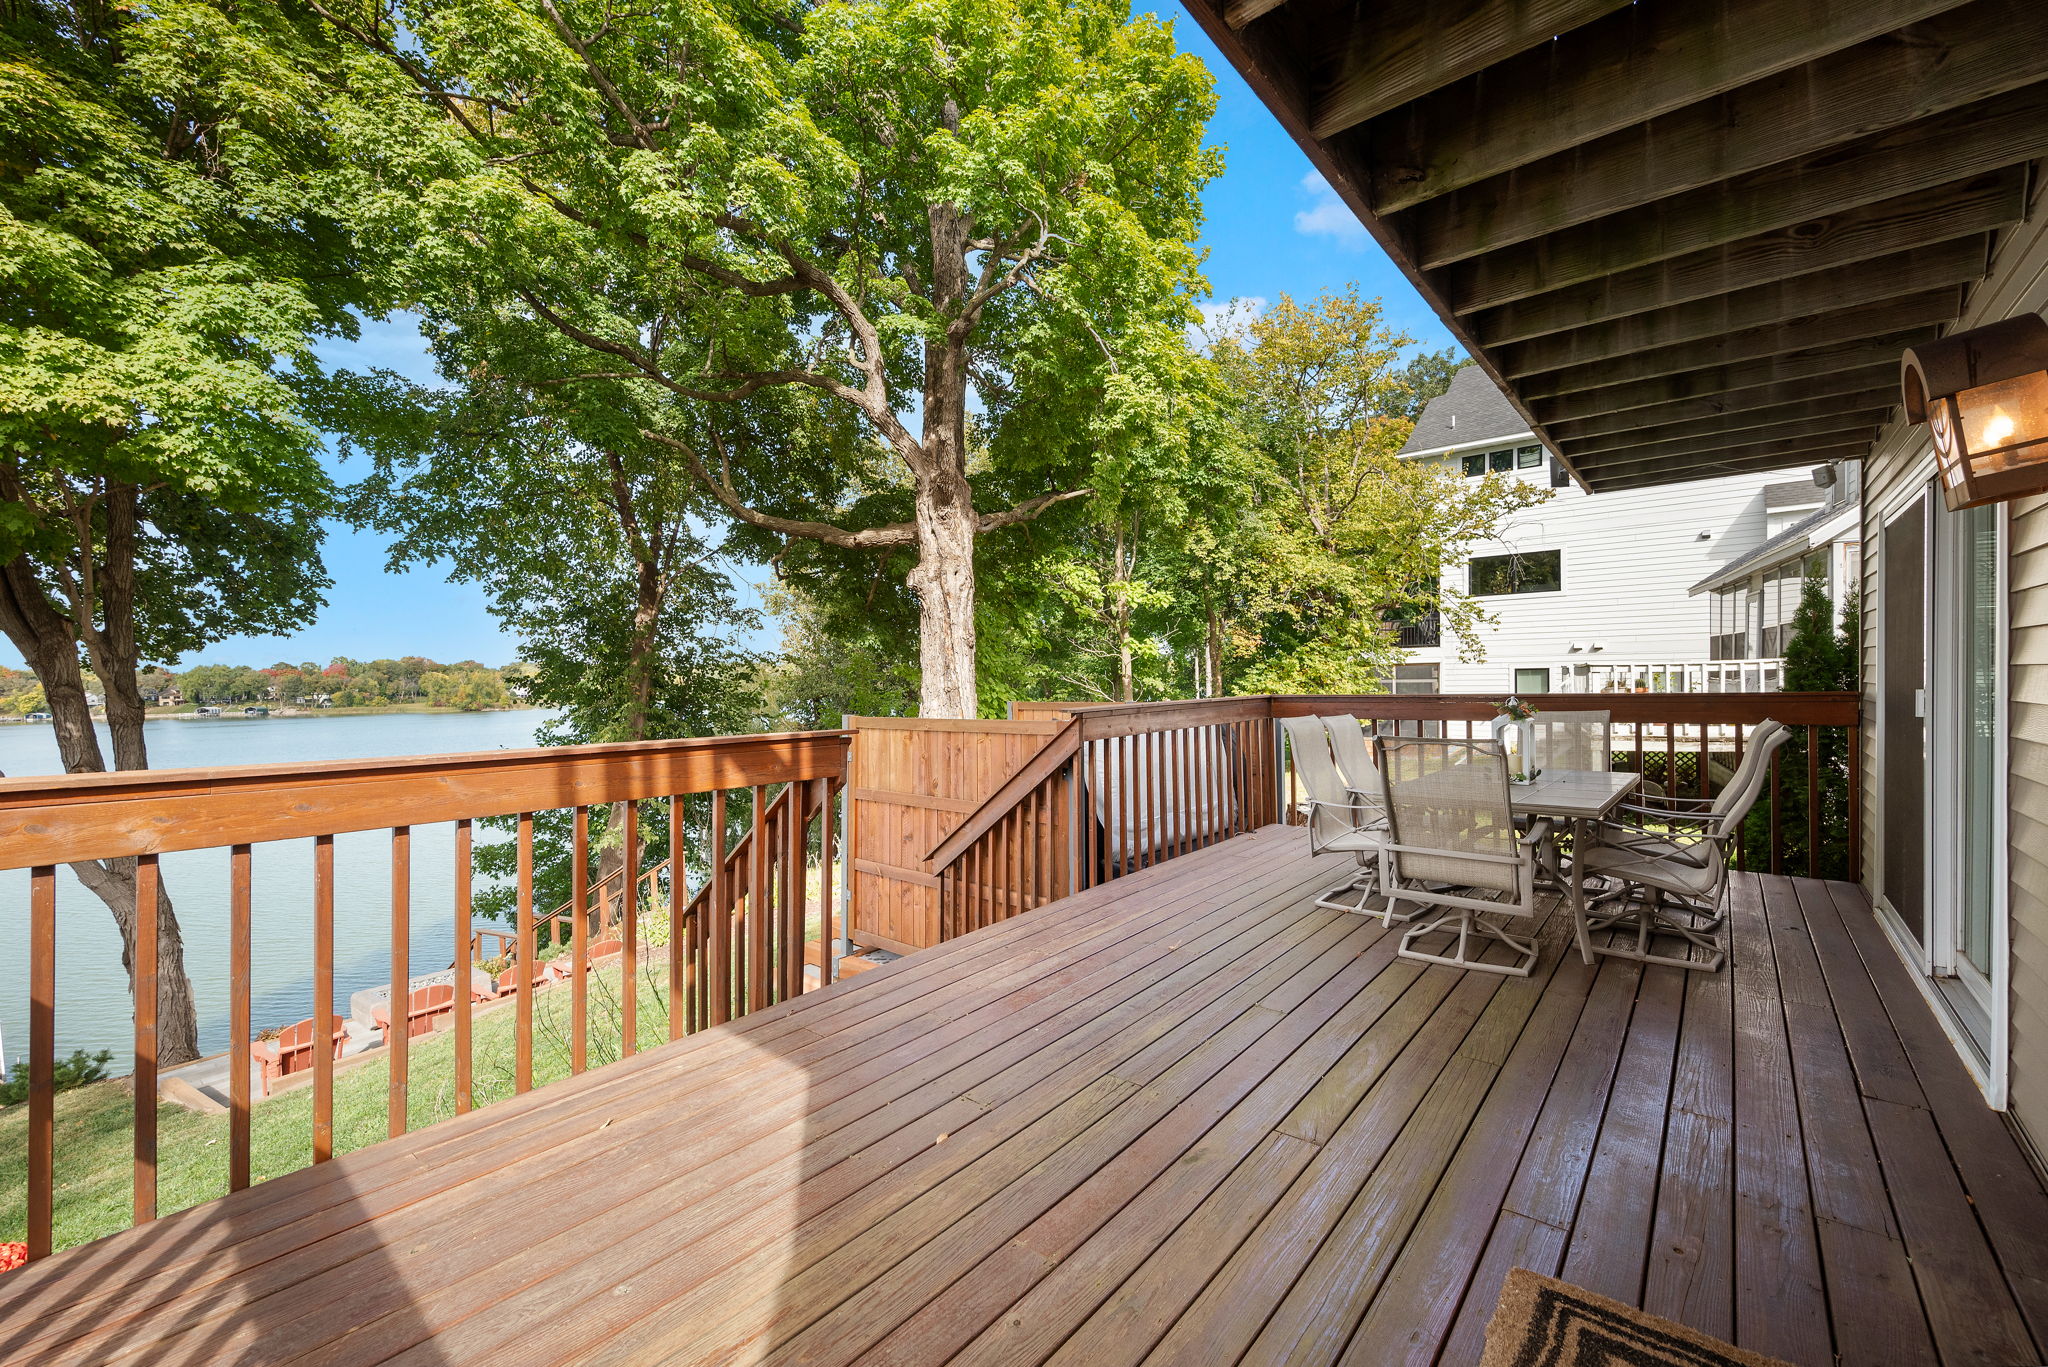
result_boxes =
[1397,364,1532,456]
[1763,479,1826,510]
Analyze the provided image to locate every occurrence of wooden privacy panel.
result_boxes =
[845,715,1064,953]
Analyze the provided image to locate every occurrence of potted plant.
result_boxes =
[1490,695,1540,784]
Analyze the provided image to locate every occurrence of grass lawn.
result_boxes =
[0,960,678,1254]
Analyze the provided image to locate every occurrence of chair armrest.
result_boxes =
[1517,819,1554,849]
[1610,801,1714,827]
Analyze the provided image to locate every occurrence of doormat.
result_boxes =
[1482,1268,1797,1367]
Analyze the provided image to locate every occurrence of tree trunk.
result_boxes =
[0,550,201,1063]
[907,471,979,718]
[1206,604,1225,699]
[908,199,984,720]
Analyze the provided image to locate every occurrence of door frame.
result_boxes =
[1925,498,2011,1106]
[1870,461,2011,1109]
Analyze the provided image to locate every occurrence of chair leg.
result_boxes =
[1315,854,1385,916]
[1583,885,1725,972]
[1396,908,1537,977]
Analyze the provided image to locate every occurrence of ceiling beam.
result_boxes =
[1464,170,2025,347]
[1443,94,2048,313]
[1531,330,1938,424]
[1567,416,1890,473]
[1517,288,1965,399]
[1585,441,1877,490]
[1405,0,2048,269]
[1496,238,1987,378]
[1559,392,1898,459]
[1544,364,1905,440]
[1221,0,1287,25]
[1303,0,1631,132]
[1358,0,1960,211]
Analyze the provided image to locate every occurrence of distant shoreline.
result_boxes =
[1,704,541,724]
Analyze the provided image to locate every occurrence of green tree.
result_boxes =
[1745,570,1859,877]
[1206,292,1542,691]
[0,0,361,1059]
[319,0,1219,717]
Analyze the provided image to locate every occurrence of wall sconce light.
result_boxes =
[1901,313,2048,511]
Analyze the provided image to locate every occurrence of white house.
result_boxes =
[1392,365,1854,693]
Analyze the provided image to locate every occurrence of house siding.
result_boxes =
[1859,198,2048,1151]
[1402,462,1791,692]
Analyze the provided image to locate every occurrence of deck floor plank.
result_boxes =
[1763,874,1939,1367]
[1726,871,1831,1367]
[4,830,2044,1367]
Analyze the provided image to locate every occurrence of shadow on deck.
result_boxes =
[2,824,2044,1365]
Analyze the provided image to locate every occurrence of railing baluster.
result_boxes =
[389,826,410,1138]
[622,801,638,1055]
[455,819,473,1114]
[29,864,55,1259]
[819,778,837,985]
[1848,723,1864,878]
[748,786,768,1014]
[133,853,159,1221]
[670,795,687,1031]
[571,805,588,1073]
[709,789,731,1026]
[1806,724,1822,880]
[788,781,807,996]
[229,845,251,1192]
[312,836,334,1162]
[515,813,534,1093]
[1768,752,1784,876]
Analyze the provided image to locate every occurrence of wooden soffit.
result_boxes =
[1183,0,2048,491]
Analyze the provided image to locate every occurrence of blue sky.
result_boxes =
[2,5,1454,674]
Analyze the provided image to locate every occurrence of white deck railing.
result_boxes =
[1553,658,1786,693]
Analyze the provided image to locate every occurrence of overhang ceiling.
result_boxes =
[1180,0,2048,491]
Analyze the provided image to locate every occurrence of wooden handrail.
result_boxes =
[0,729,850,869]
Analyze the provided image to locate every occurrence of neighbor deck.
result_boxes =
[2,825,2044,1366]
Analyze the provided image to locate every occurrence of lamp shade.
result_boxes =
[1901,313,2048,511]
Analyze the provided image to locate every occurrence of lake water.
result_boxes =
[0,709,560,1068]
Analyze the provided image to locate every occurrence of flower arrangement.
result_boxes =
[0,1243,27,1274]
[1493,695,1540,721]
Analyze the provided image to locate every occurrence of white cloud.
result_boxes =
[1188,296,1268,350]
[1293,171,1369,249]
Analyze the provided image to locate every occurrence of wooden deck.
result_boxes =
[4,824,2046,1366]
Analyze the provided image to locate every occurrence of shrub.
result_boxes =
[0,1049,114,1107]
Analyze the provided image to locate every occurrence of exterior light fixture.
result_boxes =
[1901,313,2048,511]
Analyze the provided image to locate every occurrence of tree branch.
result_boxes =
[639,428,918,550]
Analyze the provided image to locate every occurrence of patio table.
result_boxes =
[1506,769,1640,965]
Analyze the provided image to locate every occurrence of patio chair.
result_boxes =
[1596,719,1790,882]
[1374,735,1549,977]
[1321,714,1383,810]
[1280,714,1387,914]
[1574,721,1794,971]
[249,1015,349,1098]
[371,982,457,1045]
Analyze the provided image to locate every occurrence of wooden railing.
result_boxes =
[926,698,1278,939]
[0,728,847,1262]
[915,691,1859,943]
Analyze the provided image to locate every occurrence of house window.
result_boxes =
[1516,445,1543,468]
[1758,560,1805,655]
[1514,667,1550,694]
[1710,584,1749,660]
[1549,457,1570,489]
[1459,452,1484,477]
[1378,664,1439,694]
[1469,549,1562,596]
[1490,448,1514,473]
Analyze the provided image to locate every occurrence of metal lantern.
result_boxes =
[1901,313,2048,511]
